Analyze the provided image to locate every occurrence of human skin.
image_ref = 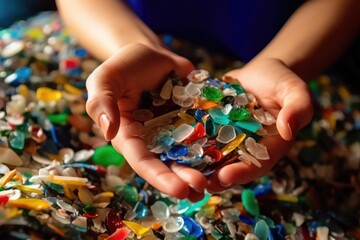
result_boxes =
[56,0,360,201]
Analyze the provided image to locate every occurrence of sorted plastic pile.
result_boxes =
[0,12,359,240]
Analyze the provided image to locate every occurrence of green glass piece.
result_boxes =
[308,79,320,94]
[284,222,297,235]
[9,130,25,151]
[47,113,69,125]
[16,122,31,138]
[233,118,262,133]
[119,184,139,203]
[202,86,223,101]
[83,205,96,213]
[229,108,250,121]
[199,204,215,218]
[210,229,223,239]
[254,219,269,240]
[93,145,125,167]
[229,83,245,94]
[48,182,64,194]
[184,193,210,216]
[180,237,197,240]
[241,189,259,217]
[260,176,270,184]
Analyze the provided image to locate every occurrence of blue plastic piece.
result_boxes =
[179,216,204,238]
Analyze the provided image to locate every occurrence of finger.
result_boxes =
[86,64,121,141]
[169,162,207,193]
[276,80,313,141]
[187,188,205,202]
[112,119,190,199]
[208,135,293,189]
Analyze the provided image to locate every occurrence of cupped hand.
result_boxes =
[85,43,208,201]
[207,57,314,193]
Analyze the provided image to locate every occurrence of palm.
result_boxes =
[86,44,207,201]
[207,58,313,192]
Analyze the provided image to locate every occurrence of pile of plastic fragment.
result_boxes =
[0,12,359,240]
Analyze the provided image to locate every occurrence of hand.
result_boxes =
[206,58,313,192]
[86,43,208,201]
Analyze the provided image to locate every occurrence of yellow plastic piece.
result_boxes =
[94,191,115,199]
[25,27,44,40]
[5,207,23,219]
[0,169,17,187]
[123,220,150,236]
[54,75,68,85]
[173,118,188,128]
[13,185,43,195]
[63,184,78,200]
[221,133,246,156]
[13,172,23,184]
[207,195,222,205]
[200,204,216,219]
[275,194,298,203]
[178,112,196,125]
[49,175,88,186]
[18,84,29,97]
[36,87,63,102]
[48,154,63,162]
[8,198,51,210]
[64,83,83,96]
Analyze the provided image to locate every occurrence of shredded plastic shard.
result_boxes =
[241,189,260,217]
[106,227,131,240]
[7,198,51,210]
[139,69,274,175]
[123,220,150,236]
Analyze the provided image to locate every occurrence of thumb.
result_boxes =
[276,82,313,141]
[86,65,121,141]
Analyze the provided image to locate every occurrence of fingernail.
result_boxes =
[190,185,204,193]
[99,114,110,139]
[287,123,293,140]
[220,182,232,187]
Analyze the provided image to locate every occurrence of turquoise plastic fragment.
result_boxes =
[233,118,262,133]
[229,83,245,94]
[134,201,149,219]
[205,118,217,137]
[254,219,270,240]
[241,189,260,217]
[208,108,230,125]
[184,193,210,216]
[176,199,191,214]
[256,215,275,228]
[9,130,25,151]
